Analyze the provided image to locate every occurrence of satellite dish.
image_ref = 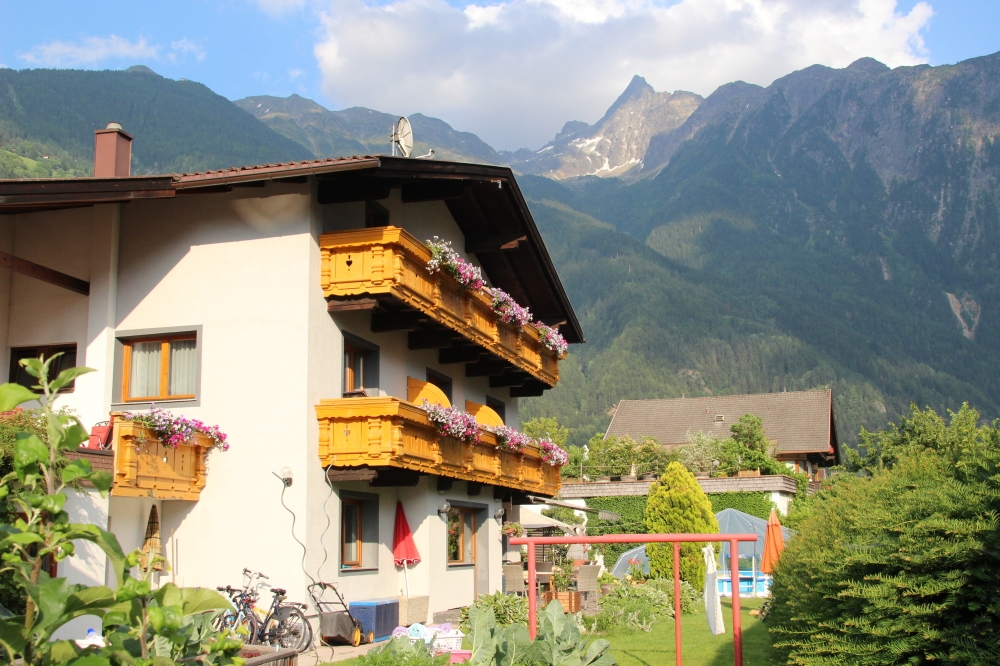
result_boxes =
[392,117,413,157]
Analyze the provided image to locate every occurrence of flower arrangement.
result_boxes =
[121,407,229,451]
[487,287,532,329]
[534,321,569,358]
[485,424,532,453]
[425,236,485,291]
[421,399,481,444]
[537,437,569,466]
[501,521,525,538]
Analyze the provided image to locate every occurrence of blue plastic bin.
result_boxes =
[349,598,399,643]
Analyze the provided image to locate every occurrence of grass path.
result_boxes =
[604,598,780,666]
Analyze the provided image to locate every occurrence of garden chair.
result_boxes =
[535,562,553,597]
[503,565,526,597]
[576,564,601,614]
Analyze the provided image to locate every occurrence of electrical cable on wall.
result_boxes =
[273,472,318,587]
[315,472,337,582]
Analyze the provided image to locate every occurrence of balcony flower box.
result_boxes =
[109,415,215,501]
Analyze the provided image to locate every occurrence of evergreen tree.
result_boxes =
[644,462,719,589]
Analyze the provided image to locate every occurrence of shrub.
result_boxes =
[676,431,721,474]
[768,405,1000,664]
[644,462,718,590]
[646,578,701,616]
[708,491,775,520]
[584,496,648,566]
[459,591,528,634]
[591,582,672,633]
[584,434,671,477]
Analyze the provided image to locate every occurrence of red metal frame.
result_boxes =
[509,533,758,666]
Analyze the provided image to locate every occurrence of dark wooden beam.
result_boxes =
[467,482,482,496]
[0,251,89,296]
[317,178,391,204]
[328,297,379,312]
[273,175,309,184]
[465,233,526,254]
[510,380,549,397]
[439,344,483,364]
[490,371,529,388]
[326,468,378,482]
[466,359,510,377]
[232,180,266,188]
[371,310,424,332]
[437,476,454,493]
[408,330,458,350]
[369,468,421,487]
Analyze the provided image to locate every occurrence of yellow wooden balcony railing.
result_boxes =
[319,227,560,388]
[109,415,212,501]
[316,397,562,496]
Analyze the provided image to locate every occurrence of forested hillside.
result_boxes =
[521,53,1000,448]
[0,66,312,177]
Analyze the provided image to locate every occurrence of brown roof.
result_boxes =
[0,155,582,343]
[605,389,837,458]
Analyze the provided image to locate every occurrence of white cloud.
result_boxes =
[289,67,305,79]
[18,35,207,67]
[312,0,933,150]
[465,4,504,28]
[169,39,206,62]
[19,35,161,66]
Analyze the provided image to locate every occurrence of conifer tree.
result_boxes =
[644,461,718,589]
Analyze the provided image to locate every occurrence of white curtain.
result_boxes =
[703,544,725,636]
[129,342,161,398]
[169,340,197,396]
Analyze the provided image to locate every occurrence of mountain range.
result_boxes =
[3,53,1000,448]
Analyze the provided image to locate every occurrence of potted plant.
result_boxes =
[625,557,648,586]
[501,521,524,538]
[542,565,581,613]
[598,570,618,596]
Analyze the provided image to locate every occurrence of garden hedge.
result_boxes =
[708,491,774,520]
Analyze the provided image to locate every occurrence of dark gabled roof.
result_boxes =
[605,389,837,458]
[0,156,583,343]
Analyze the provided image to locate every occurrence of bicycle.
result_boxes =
[250,585,313,652]
[213,568,266,639]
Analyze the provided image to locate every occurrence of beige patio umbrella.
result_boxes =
[140,505,165,572]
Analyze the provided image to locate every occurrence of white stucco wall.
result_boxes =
[2,179,532,638]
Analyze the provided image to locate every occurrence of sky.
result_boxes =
[1,0,998,151]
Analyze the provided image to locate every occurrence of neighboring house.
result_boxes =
[605,389,839,478]
[0,124,582,628]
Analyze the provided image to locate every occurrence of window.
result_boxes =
[9,344,78,391]
[340,492,379,570]
[447,507,477,565]
[486,396,506,424]
[341,500,363,568]
[343,333,379,398]
[426,369,453,404]
[122,336,197,401]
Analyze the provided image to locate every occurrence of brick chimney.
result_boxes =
[94,122,133,177]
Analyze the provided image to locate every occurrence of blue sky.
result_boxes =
[1,0,998,150]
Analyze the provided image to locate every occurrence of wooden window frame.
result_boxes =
[341,500,363,568]
[447,507,477,566]
[343,345,367,397]
[121,334,197,402]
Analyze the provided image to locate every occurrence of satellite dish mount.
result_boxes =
[391,117,413,157]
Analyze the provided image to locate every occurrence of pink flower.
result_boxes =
[122,407,230,451]
[537,438,569,466]
[488,288,532,328]
[534,321,569,358]
[421,400,481,444]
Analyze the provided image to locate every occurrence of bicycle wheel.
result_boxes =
[263,605,312,653]
[237,611,260,643]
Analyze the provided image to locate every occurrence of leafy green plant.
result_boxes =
[597,571,617,586]
[460,591,528,634]
[584,434,670,478]
[708,491,775,520]
[768,404,1000,664]
[591,582,672,633]
[467,600,616,665]
[644,462,718,590]
[645,579,700,615]
[676,431,721,475]
[356,636,448,666]
[0,354,242,666]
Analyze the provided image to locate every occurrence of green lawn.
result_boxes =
[332,598,780,665]
[603,598,780,666]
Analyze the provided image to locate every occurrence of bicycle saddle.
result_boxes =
[273,587,286,596]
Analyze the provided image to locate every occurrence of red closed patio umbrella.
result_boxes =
[393,501,420,597]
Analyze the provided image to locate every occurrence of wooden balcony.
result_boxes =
[320,227,560,395]
[316,397,562,496]
[109,415,211,501]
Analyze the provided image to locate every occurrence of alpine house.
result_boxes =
[0,123,583,634]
